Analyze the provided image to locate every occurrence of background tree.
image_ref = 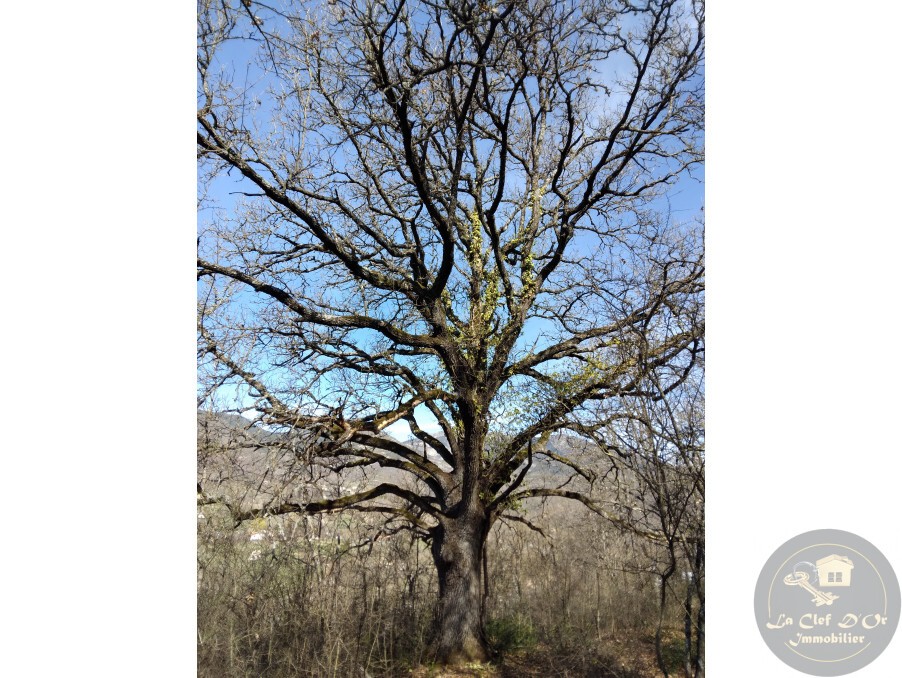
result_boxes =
[600,368,704,677]
[198,0,704,664]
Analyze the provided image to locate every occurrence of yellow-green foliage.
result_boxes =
[467,209,484,275]
[548,355,611,401]
[521,249,535,295]
[457,208,504,359]
[482,268,500,326]
[518,184,545,297]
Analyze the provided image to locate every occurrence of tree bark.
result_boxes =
[429,512,490,664]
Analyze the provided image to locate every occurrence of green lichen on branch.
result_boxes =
[466,209,484,276]
[521,249,536,297]
[482,268,500,327]
[456,209,504,361]
[518,184,546,298]
[546,354,616,402]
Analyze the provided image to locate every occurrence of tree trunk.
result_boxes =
[692,538,705,678]
[429,512,490,664]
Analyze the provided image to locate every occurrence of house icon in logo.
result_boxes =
[816,554,854,587]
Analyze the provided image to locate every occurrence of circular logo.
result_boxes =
[754,529,900,675]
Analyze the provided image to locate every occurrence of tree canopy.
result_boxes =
[198,0,703,663]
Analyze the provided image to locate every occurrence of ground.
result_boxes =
[409,631,680,678]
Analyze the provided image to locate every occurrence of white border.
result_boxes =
[708,1,902,675]
[3,2,195,674]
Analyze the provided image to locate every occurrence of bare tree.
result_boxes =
[600,367,704,677]
[198,0,704,664]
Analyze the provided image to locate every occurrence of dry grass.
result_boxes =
[198,502,700,678]
[407,632,667,678]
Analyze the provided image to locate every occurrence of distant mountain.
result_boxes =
[198,411,633,518]
[198,411,428,511]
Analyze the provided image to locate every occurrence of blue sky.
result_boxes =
[198,5,705,441]
[200,163,703,441]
